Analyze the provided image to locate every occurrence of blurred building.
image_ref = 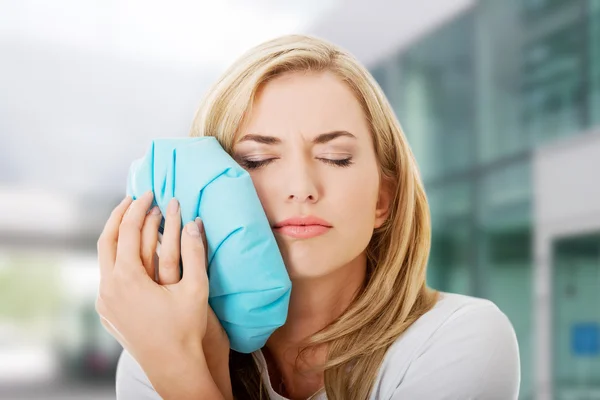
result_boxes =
[328,0,599,399]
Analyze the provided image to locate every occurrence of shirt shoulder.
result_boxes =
[371,292,521,400]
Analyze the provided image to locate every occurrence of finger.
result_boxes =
[97,196,133,276]
[200,219,209,271]
[158,198,182,285]
[180,218,208,293]
[140,206,162,280]
[115,191,154,271]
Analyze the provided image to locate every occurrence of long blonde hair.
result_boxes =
[189,34,438,400]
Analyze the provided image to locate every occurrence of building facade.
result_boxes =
[369,1,600,399]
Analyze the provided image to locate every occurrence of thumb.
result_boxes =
[180,218,209,292]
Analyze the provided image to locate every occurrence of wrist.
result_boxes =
[140,344,224,400]
[204,338,230,369]
[204,343,233,400]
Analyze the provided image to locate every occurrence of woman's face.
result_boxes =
[233,71,390,280]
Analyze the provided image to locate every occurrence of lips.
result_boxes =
[273,216,332,239]
[273,216,332,228]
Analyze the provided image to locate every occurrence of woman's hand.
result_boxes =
[139,192,232,397]
[95,192,231,399]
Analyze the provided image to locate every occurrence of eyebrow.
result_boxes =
[238,130,357,145]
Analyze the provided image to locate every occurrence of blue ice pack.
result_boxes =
[126,137,291,353]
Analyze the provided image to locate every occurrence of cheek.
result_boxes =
[330,162,380,209]
[326,182,378,268]
[343,190,378,229]
[329,171,379,234]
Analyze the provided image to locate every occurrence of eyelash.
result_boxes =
[239,158,354,170]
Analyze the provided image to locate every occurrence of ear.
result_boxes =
[374,176,394,229]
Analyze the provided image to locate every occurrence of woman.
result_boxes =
[96,35,520,399]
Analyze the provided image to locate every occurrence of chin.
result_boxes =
[275,237,356,280]
[282,256,340,280]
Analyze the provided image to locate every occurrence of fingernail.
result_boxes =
[150,206,161,215]
[167,198,179,215]
[186,221,200,237]
[195,218,204,233]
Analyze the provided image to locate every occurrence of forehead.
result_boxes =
[240,71,370,140]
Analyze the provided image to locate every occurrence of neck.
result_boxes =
[263,252,367,398]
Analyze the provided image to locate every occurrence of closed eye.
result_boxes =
[238,158,276,169]
[238,157,353,170]
[318,158,353,167]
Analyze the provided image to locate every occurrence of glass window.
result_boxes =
[426,181,473,295]
[367,2,600,399]
[590,0,600,126]
[486,227,533,399]
[477,159,534,398]
[392,13,476,183]
[478,159,532,231]
[427,219,472,296]
[475,0,589,164]
[475,0,526,163]
[521,6,587,144]
[553,233,600,398]
[522,0,580,20]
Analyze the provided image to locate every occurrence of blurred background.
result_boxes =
[0,0,598,399]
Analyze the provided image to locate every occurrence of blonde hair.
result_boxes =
[189,34,438,400]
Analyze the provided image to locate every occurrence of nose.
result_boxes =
[285,161,319,204]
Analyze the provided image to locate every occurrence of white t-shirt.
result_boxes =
[116,292,521,399]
